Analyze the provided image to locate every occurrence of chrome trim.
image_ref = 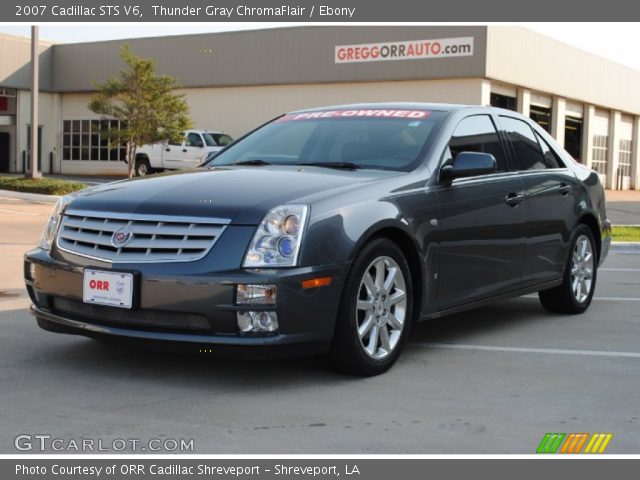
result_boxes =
[64,209,231,225]
[56,209,229,264]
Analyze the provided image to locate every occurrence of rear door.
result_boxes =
[164,133,204,169]
[183,132,206,167]
[435,114,526,309]
[163,133,186,168]
[498,116,579,286]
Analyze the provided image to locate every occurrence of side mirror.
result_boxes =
[194,141,204,148]
[440,152,497,181]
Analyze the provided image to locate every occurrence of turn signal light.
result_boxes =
[301,276,333,289]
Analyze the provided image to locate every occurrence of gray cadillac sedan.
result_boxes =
[24,103,611,375]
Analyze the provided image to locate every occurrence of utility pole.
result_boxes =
[27,25,41,179]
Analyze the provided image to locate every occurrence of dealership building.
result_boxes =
[0,25,639,189]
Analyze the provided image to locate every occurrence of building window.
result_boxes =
[530,106,552,133]
[591,134,608,175]
[564,116,583,162]
[62,119,126,161]
[490,93,516,111]
[618,139,632,189]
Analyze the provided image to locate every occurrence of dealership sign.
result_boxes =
[335,37,474,64]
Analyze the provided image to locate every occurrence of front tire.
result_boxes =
[329,238,413,376]
[538,225,597,314]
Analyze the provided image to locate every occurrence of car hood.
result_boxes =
[66,166,397,225]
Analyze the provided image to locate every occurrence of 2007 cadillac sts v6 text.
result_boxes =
[24,104,611,375]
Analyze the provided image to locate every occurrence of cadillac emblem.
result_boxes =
[111,227,133,248]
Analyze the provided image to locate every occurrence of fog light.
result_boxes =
[237,311,279,333]
[236,284,277,304]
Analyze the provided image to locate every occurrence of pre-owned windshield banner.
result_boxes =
[3,0,640,22]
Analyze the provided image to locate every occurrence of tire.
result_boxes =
[538,224,598,314]
[135,157,152,177]
[329,238,413,376]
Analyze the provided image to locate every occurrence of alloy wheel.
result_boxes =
[570,234,594,304]
[356,256,408,360]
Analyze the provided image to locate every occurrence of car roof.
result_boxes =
[288,102,479,114]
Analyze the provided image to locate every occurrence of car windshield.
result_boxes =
[208,109,446,171]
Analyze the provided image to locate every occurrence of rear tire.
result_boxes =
[329,238,413,376]
[135,157,152,177]
[538,224,597,314]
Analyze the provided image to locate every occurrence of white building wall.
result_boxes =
[58,78,485,175]
[15,89,59,174]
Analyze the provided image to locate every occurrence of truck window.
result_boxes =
[186,133,203,147]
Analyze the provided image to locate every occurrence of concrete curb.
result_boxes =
[0,189,60,204]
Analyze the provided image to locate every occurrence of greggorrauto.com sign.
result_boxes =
[335,36,474,63]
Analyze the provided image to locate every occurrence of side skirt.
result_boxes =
[419,279,563,322]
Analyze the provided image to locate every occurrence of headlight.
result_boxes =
[39,195,73,251]
[243,205,309,268]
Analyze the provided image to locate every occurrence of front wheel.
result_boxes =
[539,225,597,314]
[329,238,413,376]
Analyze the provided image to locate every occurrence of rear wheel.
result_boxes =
[135,157,152,177]
[329,238,412,376]
[539,225,597,314]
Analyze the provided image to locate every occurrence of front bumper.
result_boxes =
[600,218,612,266]
[24,247,349,358]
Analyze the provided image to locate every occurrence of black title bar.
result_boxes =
[5,0,640,22]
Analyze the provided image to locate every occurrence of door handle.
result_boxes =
[182,149,188,153]
[505,192,524,207]
[165,148,171,152]
[558,183,572,195]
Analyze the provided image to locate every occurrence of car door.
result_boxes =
[163,133,187,168]
[182,132,206,168]
[498,116,580,286]
[434,114,526,309]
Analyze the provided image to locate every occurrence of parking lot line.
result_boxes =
[408,342,640,359]
[593,297,640,301]
[600,268,640,272]
[523,294,640,302]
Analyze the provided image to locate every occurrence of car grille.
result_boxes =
[56,209,228,263]
[52,297,212,332]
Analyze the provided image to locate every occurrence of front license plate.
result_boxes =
[83,269,134,309]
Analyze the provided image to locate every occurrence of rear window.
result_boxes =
[210,109,447,171]
[500,116,547,171]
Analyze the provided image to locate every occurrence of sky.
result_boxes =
[0,23,639,72]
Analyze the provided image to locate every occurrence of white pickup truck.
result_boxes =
[134,130,233,176]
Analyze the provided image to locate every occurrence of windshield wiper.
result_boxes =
[234,159,272,166]
[298,162,362,170]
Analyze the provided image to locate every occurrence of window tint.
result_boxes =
[448,115,506,171]
[500,117,546,171]
[535,132,565,169]
[186,133,203,147]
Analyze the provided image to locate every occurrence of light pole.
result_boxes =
[27,25,41,179]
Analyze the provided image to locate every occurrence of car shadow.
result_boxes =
[409,295,550,344]
[22,296,551,387]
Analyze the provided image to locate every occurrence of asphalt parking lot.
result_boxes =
[0,194,639,454]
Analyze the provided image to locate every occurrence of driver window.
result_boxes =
[448,115,507,171]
